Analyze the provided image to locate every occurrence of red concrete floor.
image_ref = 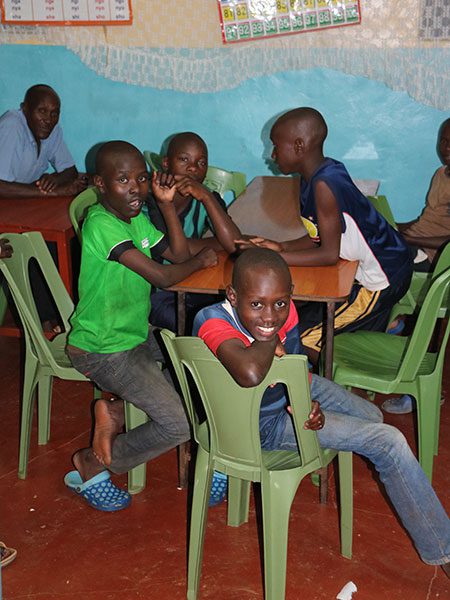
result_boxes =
[0,334,449,600]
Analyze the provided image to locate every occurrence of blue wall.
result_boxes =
[0,44,447,221]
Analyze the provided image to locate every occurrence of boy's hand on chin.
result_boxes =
[152,171,177,204]
[174,176,209,202]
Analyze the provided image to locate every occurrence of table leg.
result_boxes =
[177,291,186,336]
[0,284,8,324]
[176,290,190,489]
[55,232,73,296]
[324,301,336,381]
[319,301,337,504]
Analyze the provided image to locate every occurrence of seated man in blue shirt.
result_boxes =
[0,84,87,198]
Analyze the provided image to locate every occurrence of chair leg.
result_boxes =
[124,402,148,495]
[37,375,53,445]
[187,448,211,600]
[0,284,8,324]
[416,383,439,482]
[319,466,329,504]
[227,477,251,527]
[18,355,39,479]
[337,451,353,559]
[431,382,443,457]
[434,399,441,457]
[261,470,301,600]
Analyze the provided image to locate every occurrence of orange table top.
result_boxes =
[227,175,306,242]
[174,175,357,301]
[170,251,357,303]
[0,195,74,234]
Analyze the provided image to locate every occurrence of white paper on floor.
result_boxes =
[336,581,357,600]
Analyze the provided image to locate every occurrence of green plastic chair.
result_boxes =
[389,241,450,323]
[143,150,163,173]
[0,232,145,493]
[143,150,246,200]
[161,329,353,600]
[203,166,246,199]
[69,186,100,242]
[367,195,396,228]
[332,268,450,482]
[365,194,448,325]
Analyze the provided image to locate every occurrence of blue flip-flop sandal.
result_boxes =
[64,470,131,512]
[387,320,405,335]
[209,471,228,507]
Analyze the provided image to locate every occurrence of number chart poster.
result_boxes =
[1,0,132,26]
[217,0,361,44]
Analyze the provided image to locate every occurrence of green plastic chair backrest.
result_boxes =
[432,241,450,277]
[161,330,324,477]
[203,166,246,199]
[394,241,450,315]
[69,186,100,242]
[0,232,73,369]
[143,150,246,200]
[396,268,450,382]
[143,150,163,172]
[367,195,396,228]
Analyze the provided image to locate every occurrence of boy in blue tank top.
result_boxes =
[237,108,413,364]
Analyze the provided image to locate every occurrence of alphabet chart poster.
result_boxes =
[217,0,361,43]
[1,0,132,25]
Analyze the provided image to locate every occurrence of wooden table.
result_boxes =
[227,175,379,241]
[0,195,75,336]
[0,195,75,294]
[228,176,306,241]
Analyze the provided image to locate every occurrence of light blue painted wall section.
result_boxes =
[0,45,447,221]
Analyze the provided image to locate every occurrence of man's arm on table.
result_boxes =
[0,167,87,199]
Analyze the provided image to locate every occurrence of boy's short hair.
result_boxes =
[274,107,328,148]
[166,132,207,158]
[95,141,143,175]
[232,248,291,289]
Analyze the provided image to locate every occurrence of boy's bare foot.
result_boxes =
[42,320,62,334]
[72,448,104,482]
[92,398,125,467]
[442,562,450,579]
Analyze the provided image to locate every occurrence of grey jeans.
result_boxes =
[67,333,190,474]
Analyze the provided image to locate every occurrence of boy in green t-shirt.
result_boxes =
[65,141,217,511]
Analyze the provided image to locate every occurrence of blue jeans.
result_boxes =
[278,374,450,566]
[68,333,190,475]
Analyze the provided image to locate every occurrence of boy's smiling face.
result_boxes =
[163,136,208,183]
[94,150,149,223]
[227,265,292,342]
[23,91,60,142]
